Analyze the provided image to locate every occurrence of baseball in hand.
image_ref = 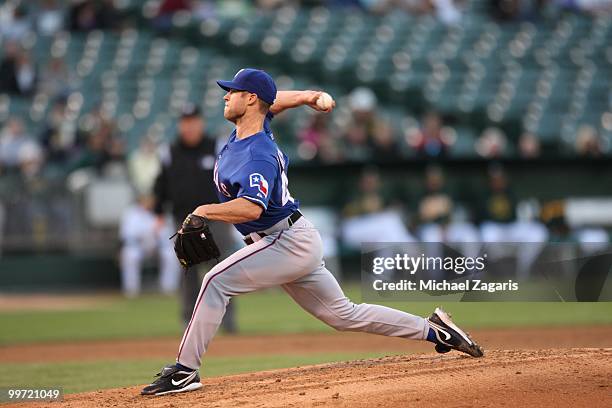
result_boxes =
[316,92,334,111]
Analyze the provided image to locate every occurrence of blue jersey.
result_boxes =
[213,113,299,235]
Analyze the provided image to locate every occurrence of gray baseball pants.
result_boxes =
[176,216,429,369]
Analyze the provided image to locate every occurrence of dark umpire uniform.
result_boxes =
[153,104,237,331]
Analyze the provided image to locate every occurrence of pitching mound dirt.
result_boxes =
[11,348,611,408]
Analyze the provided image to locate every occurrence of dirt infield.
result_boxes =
[10,348,612,408]
[0,294,116,311]
[2,326,612,363]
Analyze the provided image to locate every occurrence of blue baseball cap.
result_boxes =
[217,68,277,105]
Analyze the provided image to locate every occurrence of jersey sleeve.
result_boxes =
[234,160,278,210]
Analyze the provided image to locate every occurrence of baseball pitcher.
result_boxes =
[142,69,483,396]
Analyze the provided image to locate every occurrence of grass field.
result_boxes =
[0,285,611,394]
[1,286,611,345]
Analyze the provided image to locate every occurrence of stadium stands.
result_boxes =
[1,0,610,161]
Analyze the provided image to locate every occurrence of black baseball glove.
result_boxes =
[172,213,221,268]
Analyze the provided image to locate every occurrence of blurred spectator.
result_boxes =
[350,0,393,13]
[479,164,548,277]
[348,0,462,23]
[518,131,541,159]
[555,0,612,14]
[217,0,252,18]
[154,0,193,30]
[38,57,73,96]
[341,166,415,247]
[1,136,75,247]
[475,127,508,158]
[128,134,161,195]
[491,0,519,20]
[370,121,401,160]
[4,143,47,244]
[158,0,192,15]
[40,97,79,164]
[317,135,344,163]
[69,107,124,172]
[297,113,330,161]
[478,164,516,225]
[417,165,480,256]
[332,0,463,23]
[18,142,45,182]
[68,0,117,32]
[429,0,463,25]
[99,0,120,28]
[0,117,41,171]
[0,2,31,41]
[541,199,610,256]
[574,227,610,254]
[35,0,65,36]
[418,165,453,226]
[407,111,453,158]
[326,0,364,7]
[498,0,559,20]
[341,87,380,161]
[68,0,97,31]
[192,0,218,20]
[86,106,124,161]
[343,166,386,217]
[256,0,286,9]
[0,42,37,96]
[575,125,603,157]
[296,111,344,163]
[541,200,569,241]
[119,194,181,298]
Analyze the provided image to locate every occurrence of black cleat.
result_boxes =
[141,364,203,396]
[427,307,484,358]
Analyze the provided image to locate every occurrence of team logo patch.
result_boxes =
[249,173,269,197]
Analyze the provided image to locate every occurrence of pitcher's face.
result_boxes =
[223,89,251,122]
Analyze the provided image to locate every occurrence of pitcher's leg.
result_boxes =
[176,264,235,369]
[282,264,429,340]
[176,232,308,369]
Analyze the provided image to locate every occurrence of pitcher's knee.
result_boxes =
[202,275,231,299]
[330,318,353,331]
[198,280,231,316]
[319,301,360,331]
[315,312,348,331]
[326,314,360,331]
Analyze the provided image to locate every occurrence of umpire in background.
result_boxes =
[153,103,237,332]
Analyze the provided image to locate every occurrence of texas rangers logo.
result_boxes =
[249,173,269,197]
